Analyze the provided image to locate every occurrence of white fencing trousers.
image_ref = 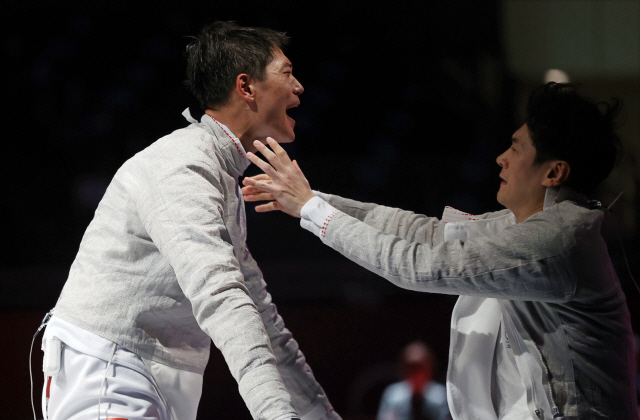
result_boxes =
[42,316,203,420]
[42,342,168,420]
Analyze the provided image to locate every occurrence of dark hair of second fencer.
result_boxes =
[184,21,289,110]
[526,82,623,194]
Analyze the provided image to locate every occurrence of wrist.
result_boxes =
[301,196,325,220]
[294,193,316,217]
[303,192,316,206]
[300,196,339,238]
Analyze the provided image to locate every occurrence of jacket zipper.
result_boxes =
[532,344,561,418]
[500,306,560,419]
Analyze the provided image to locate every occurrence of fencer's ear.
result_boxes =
[235,74,255,102]
[542,160,570,188]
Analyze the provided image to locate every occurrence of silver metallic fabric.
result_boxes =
[308,189,636,419]
[53,114,337,420]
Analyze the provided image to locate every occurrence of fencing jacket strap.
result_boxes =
[499,301,554,419]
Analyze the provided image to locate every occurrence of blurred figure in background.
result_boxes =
[377,341,450,420]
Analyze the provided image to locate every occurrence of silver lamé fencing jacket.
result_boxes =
[302,188,637,419]
[53,111,338,420]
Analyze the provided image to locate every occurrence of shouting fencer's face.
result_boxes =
[496,124,553,221]
[250,49,304,144]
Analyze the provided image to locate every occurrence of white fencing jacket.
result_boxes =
[51,110,338,420]
[302,188,637,419]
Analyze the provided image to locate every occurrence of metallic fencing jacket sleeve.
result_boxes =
[239,245,341,420]
[301,199,578,302]
[137,161,295,420]
[324,194,445,245]
[305,193,638,418]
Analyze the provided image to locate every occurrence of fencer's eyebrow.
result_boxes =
[282,62,292,70]
[511,137,519,144]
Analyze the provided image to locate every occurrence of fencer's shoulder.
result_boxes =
[533,199,603,230]
[494,203,586,260]
[131,126,222,169]
[147,125,219,159]
[112,126,225,193]
[542,201,607,247]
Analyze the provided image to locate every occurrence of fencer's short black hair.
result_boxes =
[526,82,622,194]
[184,21,289,110]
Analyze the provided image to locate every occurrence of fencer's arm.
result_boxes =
[239,246,342,420]
[138,161,297,420]
[244,139,575,299]
[318,194,444,245]
[242,141,444,245]
[243,182,442,245]
[299,203,576,302]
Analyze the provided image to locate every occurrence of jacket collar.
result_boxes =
[544,186,588,210]
[199,112,251,178]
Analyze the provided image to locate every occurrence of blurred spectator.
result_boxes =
[377,341,450,420]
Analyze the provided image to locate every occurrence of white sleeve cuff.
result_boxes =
[300,196,339,238]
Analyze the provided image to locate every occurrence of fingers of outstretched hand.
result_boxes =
[241,186,264,196]
[256,200,298,217]
[241,174,274,195]
[252,140,283,170]
[246,152,279,180]
[266,137,292,164]
[243,191,275,202]
[244,174,272,183]
[255,202,280,213]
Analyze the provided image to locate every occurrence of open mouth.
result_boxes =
[286,103,299,125]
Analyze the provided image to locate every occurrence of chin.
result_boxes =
[272,126,295,143]
[496,190,507,207]
[277,134,295,143]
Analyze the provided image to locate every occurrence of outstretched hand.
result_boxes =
[242,174,299,217]
[243,138,315,218]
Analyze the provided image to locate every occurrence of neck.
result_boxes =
[205,108,259,153]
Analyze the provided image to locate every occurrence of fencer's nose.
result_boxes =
[496,152,507,168]
[292,76,304,95]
